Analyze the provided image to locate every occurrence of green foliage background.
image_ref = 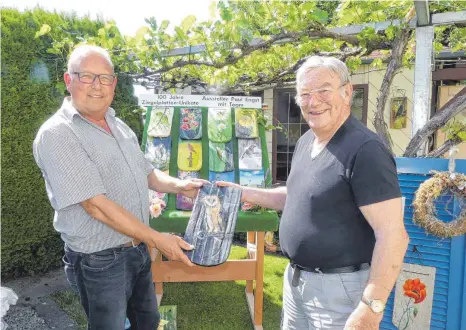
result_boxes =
[1,8,142,278]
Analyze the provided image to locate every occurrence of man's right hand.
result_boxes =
[153,233,194,267]
[215,181,247,202]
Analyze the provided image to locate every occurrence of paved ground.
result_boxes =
[1,268,77,330]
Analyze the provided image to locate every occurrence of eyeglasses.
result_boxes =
[296,83,347,104]
[72,72,116,85]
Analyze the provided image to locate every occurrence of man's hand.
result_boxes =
[177,178,208,199]
[215,181,242,189]
[153,233,195,267]
[344,302,382,330]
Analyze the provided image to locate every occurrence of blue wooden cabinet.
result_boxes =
[380,158,466,330]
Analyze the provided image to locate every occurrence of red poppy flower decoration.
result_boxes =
[403,278,427,304]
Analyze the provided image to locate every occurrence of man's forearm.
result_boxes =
[147,169,183,194]
[81,195,163,247]
[242,186,287,211]
[364,231,409,302]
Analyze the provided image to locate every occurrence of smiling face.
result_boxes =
[64,53,117,118]
[297,68,352,135]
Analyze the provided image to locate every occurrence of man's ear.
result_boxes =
[64,72,72,92]
[344,83,353,105]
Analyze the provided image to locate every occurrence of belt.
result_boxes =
[290,262,371,287]
[123,239,142,248]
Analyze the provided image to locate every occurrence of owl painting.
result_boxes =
[203,195,222,233]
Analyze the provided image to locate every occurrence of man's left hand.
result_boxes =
[344,302,382,330]
[177,178,208,199]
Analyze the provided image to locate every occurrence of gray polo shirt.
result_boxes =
[33,97,154,253]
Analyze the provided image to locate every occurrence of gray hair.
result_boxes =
[67,45,114,74]
[296,56,351,90]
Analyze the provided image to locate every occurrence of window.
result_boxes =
[272,84,368,183]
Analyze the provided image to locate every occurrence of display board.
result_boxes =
[139,94,279,233]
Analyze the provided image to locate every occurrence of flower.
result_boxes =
[241,202,261,212]
[180,123,190,130]
[403,278,427,304]
[183,118,189,122]
[149,192,167,218]
[217,123,226,130]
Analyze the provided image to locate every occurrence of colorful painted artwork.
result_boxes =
[176,170,200,211]
[393,263,436,330]
[145,137,171,171]
[209,171,235,183]
[209,141,234,172]
[239,170,265,187]
[235,108,258,138]
[238,138,262,170]
[177,140,202,171]
[147,107,174,137]
[390,97,408,129]
[179,108,202,140]
[208,107,232,142]
[157,305,177,330]
[183,183,242,266]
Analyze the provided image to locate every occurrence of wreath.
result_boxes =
[413,171,466,238]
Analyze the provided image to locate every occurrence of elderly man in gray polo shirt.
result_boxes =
[33,45,201,330]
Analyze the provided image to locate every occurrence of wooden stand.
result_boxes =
[150,231,265,330]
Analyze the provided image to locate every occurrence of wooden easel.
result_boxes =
[150,231,266,330]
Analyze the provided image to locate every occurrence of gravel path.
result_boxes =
[1,268,78,330]
[3,306,51,330]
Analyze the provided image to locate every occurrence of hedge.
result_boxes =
[1,8,142,278]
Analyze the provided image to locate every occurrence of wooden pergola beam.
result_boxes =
[414,0,430,26]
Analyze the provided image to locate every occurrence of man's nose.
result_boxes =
[91,77,102,89]
[306,94,322,106]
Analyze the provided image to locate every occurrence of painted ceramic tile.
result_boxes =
[157,305,177,330]
[208,107,232,142]
[239,170,265,188]
[179,108,202,140]
[238,138,262,170]
[145,137,171,171]
[177,140,202,171]
[209,141,234,172]
[235,108,258,138]
[147,107,174,137]
[209,171,235,183]
[183,183,242,266]
[176,170,200,211]
[392,263,436,330]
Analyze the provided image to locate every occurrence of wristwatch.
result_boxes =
[361,296,385,314]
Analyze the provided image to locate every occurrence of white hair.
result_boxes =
[67,45,114,74]
[296,56,351,91]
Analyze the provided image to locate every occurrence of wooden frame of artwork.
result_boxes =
[390,96,408,129]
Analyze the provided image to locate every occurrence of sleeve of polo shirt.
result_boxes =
[131,134,154,175]
[36,130,107,210]
[350,140,401,207]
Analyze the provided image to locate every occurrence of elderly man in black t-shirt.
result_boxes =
[218,56,409,329]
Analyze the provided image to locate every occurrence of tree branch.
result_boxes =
[372,29,412,151]
[403,86,466,157]
[426,137,463,158]
[131,22,391,80]
[372,7,416,152]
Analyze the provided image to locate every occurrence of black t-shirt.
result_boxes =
[279,114,401,269]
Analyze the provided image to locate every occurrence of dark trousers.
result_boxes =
[63,243,160,330]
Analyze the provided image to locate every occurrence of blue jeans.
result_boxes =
[63,243,160,330]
